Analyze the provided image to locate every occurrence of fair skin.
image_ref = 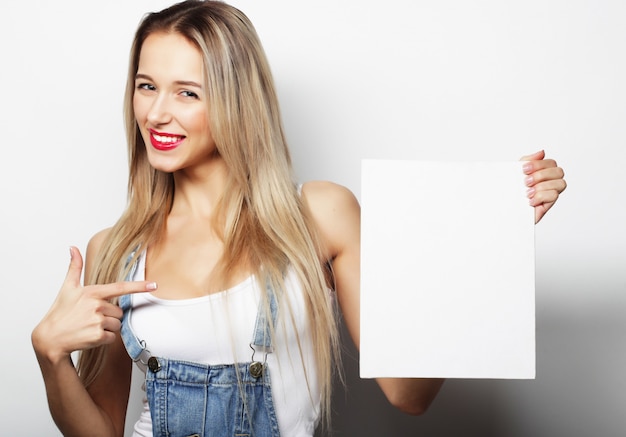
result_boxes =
[132,33,249,298]
[32,32,567,436]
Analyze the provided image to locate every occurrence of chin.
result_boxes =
[147,159,180,174]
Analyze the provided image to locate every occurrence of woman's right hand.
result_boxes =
[32,246,157,365]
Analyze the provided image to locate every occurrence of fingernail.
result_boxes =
[522,163,533,173]
[526,187,535,197]
[146,282,158,291]
[525,176,534,186]
[69,247,74,259]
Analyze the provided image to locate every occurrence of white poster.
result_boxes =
[360,160,535,379]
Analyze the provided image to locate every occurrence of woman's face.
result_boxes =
[133,32,216,174]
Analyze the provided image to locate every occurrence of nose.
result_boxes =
[146,93,173,126]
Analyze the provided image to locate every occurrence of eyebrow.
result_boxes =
[135,73,202,89]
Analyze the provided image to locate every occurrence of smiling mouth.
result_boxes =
[149,130,185,150]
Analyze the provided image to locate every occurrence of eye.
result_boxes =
[181,90,200,99]
[136,83,156,91]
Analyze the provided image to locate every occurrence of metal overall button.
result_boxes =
[249,361,264,378]
[147,356,161,373]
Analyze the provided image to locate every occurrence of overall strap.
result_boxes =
[251,279,279,351]
[119,250,151,369]
[249,277,279,378]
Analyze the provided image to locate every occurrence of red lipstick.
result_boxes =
[149,129,185,151]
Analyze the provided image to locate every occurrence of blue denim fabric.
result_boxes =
[119,252,281,437]
[145,358,279,437]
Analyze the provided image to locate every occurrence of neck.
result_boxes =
[170,156,228,219]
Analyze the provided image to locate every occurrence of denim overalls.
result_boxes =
[119,254,282,437]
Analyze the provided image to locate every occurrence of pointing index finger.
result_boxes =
[92,281,158,300]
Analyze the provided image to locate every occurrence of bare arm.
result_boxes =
[302,181,443,415]
[31,231,156,436]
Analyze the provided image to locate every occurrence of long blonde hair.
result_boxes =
[78,0,340,427]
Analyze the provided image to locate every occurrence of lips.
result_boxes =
[149,129,185,151]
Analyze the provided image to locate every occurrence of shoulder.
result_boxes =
[301,180,356,201]
[300,181,360,224]
[87,228,112,257]
[301,181,360,259]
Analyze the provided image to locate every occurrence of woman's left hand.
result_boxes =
[521,150,567,224]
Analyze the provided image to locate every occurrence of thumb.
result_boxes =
[65,246,84,288]
[520,149,545,161]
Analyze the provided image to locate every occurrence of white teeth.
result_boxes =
[153,133,183,143]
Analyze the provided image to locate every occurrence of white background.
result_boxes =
[0,0,624,436]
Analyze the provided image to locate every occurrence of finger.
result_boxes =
[101,316,122,334]
[64,246,84,289]
[529,188,561,207]
[90,329,118,347]
[534,202,553,224]
[87,280,158,300]
[526,178,567,199]
[524,166,566,187]
[80,309,124,349]
[100,302,124,320]
[520,149,545,162]
[522,159,560,177]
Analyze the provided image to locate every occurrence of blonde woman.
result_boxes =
[31,1,567,436]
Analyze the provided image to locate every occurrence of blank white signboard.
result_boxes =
[360,160,535,379]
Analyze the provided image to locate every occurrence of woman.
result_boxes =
[31,1,567,436]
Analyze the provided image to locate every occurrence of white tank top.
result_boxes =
[128,251,320,437]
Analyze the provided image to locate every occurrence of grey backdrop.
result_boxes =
[1,0,624,436]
